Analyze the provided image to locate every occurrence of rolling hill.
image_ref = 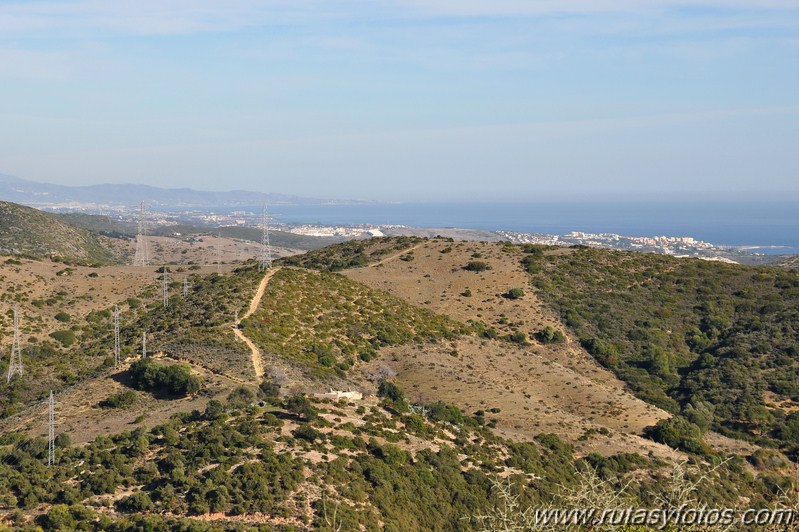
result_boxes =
[0,201,126,264]
[0,236,797,529]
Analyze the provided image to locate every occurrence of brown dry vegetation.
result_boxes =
[0,235,300,442]
[0,237,767,460]
[345,239,748,458]
[0,354,243,445]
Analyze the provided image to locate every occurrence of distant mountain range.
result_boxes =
[0,173,359,211]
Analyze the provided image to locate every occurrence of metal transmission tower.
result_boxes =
[7,306,24,382]
[162,267,169,308]
[217,232,222,274]
[259,203,273,271]
[113,305,121,366]
[182,277,189,296]
[142,332,147,358]
[47,391,55,466]
[133,201,150,266]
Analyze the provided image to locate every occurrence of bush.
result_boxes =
[227,386,255,408]
[428,402,463,425]
[50,330,76,347]
[504,288,525,299]
[285,394,317,420]
[54,312,71,323]
[259,378,281,400]
[128,358,202,396]
[100,390,138,409]
[204,399,226,420]
[293,425,322,442]
[37,504,77,531]
[645,416,710,455]
[507,331,529,345]
[534,326,565,344]
[116,491,154,513]
[463,261,490,272]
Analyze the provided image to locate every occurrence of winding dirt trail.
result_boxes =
[234,267,280,381]
[369,243,425,268]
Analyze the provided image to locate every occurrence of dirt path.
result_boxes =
[235,267,280,381]
[369,243,425,268]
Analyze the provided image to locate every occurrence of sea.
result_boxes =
[243,202,799,255]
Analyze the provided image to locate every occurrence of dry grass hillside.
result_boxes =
[344,239,753,458]
[0,235,301,440]
[0,237,760,460]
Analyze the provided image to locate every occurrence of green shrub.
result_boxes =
[534,326,565,344]
[54,312,71,323]
[504,288,525,299]
[285,394,318,420]
[293,425,322,442]
[49,330,76,347]
[378,381,409,412]
[463,261,490,272]
[100,390,138,409]
[128,358,202,396]
[428,402,464,425]
[227,386,255,408]
[645,416,710,455]
[507,331,528,345]
[116,491,154,513]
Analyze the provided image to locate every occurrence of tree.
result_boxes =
[116,491,154,513]
[285,394,317,420]
[645,416,710,455]
[227,386,255,408]
[377,381,409,412]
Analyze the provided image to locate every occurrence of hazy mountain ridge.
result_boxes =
[0,172,362,210]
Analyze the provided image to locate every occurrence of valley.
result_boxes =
[0,205,797,530]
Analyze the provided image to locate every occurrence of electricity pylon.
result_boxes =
[7,306,24,382]
[47,391,55,467]
[133,201,150,266]
[113,305,120,366]
[162,266,169,308]
[217,232,222,274]
[259,203,273,271]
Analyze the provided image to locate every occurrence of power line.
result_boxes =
[7,306,24,382]
[217,231,222,275]
[133,201,150,266]
[47,391,55,467]
[162,266,169,308]
[259,203,273,271]
[113,305,120,366]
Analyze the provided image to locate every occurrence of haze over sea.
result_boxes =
[259,201,799,255]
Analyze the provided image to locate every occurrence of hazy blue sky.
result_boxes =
[1,1,798,201]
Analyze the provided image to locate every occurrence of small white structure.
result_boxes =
[313,389,363,401]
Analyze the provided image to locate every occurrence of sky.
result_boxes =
[0,0,798,202]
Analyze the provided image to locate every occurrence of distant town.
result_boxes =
[47,204,791,265]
